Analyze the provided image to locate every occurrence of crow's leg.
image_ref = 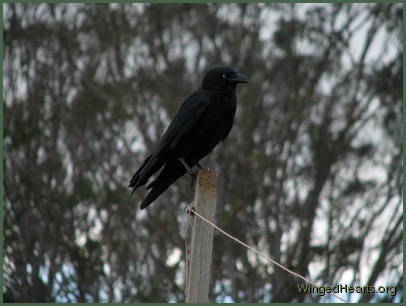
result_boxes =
[178,159,205,190]
[178,158,192,173]
[179,158,202,175]
[179,158,200,190]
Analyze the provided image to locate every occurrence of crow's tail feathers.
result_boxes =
[129,154,165,193]
[140,159,187,209]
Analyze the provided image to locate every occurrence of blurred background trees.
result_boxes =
[3,3,403,302]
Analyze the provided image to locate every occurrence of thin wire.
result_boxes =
[186,206,349,303]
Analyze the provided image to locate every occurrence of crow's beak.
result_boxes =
[229,72,248,83]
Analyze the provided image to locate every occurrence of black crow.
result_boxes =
[129,66,248,209]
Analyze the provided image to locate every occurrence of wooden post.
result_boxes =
[185,170,217,303]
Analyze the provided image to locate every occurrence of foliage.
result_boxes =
[4,3,403,302]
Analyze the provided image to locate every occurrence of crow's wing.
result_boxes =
[155,89,210,156]
[220,97,237,141]
[129,90,209,191]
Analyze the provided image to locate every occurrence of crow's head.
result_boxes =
[201,66,248,91]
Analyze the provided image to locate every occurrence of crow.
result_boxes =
[129,66,248,209]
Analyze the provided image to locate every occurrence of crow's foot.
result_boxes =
[179,158,205,173]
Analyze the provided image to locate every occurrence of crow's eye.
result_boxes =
[222,73,227,79]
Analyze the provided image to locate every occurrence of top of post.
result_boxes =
[196,170,217,191]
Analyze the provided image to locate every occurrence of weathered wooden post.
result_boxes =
[185,170,217,303]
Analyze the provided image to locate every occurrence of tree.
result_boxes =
[3,3,402,302]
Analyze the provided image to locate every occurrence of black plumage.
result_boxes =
[129,66,248,209]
